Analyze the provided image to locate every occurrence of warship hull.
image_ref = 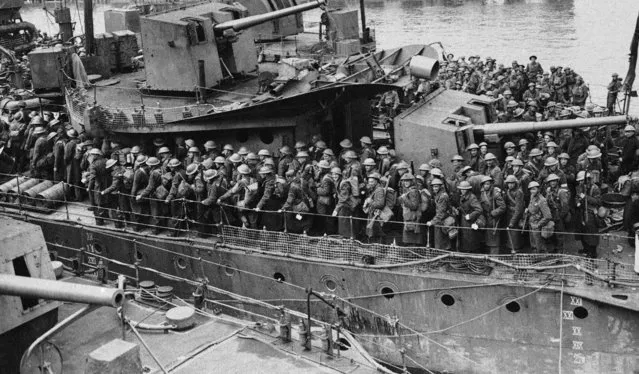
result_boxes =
[8,211,637,374]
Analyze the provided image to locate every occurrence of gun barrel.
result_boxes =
[477,115,628,136]
[214,0,325,32]
[0,274,124,307]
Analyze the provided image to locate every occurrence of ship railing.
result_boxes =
[1,173,638,287]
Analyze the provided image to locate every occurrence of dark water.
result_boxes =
[21,0,639,112]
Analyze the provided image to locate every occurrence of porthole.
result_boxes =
[325,279,337,292]
[259,129,274,144]
[224,265,235,276]
[505,301,521,313]
[274,272,286,282]
[337,337,351,351]
[92,242,103,254]
[574,306,588,319]
[612,294,628,301]
[381,287,395,299]
[441,294,455,306]
[176,257,187,269]
[135,250,144,262]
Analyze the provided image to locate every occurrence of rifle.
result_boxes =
[410,160,415,176]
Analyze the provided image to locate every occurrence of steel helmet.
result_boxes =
[419,163,431,171]
[323,148,335,156]
[576,170,587,181]
[279,145,292,155]
[587,149,602,159]
[201,158,214,170]
[106,159,118,169]
[186,163,199,175]
[166,158,180,168]
[545,173,560,183]
[546,141,558,148]
[377,146,389,155]
[188,146,200,154]
[214,156,225,163]
[258,149,271,157]
[238,146,249,156]
[363,158,377,167]
[204,140,217,150]
[185,139,195,148]
[89,148,103,156]
[339,139,353,148]
[484,153,497,161]
[544,157,558,167]
[451,155,464,162]
[146,157,160,166]
[460,165,472,174]
[503,90,512,96]
[505,156,515,163]
[318,160,331,169]
[295,151,309,158]
[528,181,540,189]
[158,146,170,154]
[467,143,479,150]
[429,159,443,168]
[343,150,357,159]
[45,132,58,142]
[558,153,570,160]
[315,140,327,149]
[153,137,165,147]
[430,168,443,178]
[529,148,543,157]
[368,172,381,180]
[430,178,444,186]
[136,155,148,165]
[505,175,518,184]
[511,159,524,166]
[30,116,45,125]
[294,140,306,149]
[203,169,218,181]
[400,173,415,181]
[479,142,488,148]
[518,138,529,146]
[480,175,493,184]
[625,124,636,133]
[504,142,515,149]
[263,158,275,167]
[507,100,518,108]
[228,153,242,163]
[457,181,472,190]
[360,136,372,144]
[32,126,46,135]
[331,167,342,175]
[66,129,78,138]
[258,165,273,174]
[397,161,410,170]
[131,146,141,154]
[246,152,259,161]
[223,144,234,152]
[237,164,251,175]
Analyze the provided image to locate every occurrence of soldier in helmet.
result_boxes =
[200,169,227,235]
[255,165,282,231]
[203,140,219,161]
[218,164,258,228]
[376,90,400,117]
[277,145,294,177]
[157,146,171,173]
[376,146,392,175]
[516,138,530,163]
[426,178,452,250]
[544,173,572,252]
[87,149,109,225]
[362,172,386,242]
[288,150,311,177]
[227,153,243,185]
[152,137,166,156]
[136,157,167,234]
[321,148,338,169]
[503,175,525,253]
[314,160,336,234]
[574,171,600,258]
[130,155,150,231]
[578,147,603,185]
[245,153,260,176]
[398,173,423,245]
[480,175,506,254]
[333,170,359,238]
[280,169,312,234]
[213,156,227,178]
[524,148,544,180]
[165,158,188,235]
[525,181,552,253]
[342,150,362,191]
[294,140,307,155]
[184,146,201,168]
[100,158,127,228]
[483,153,502,187]
[29,126,48,177]
[52,128,67,182]
[257,149,273,170]
[359,136,376,163]
[620,124,639,174]
[538,156,566,188]
[456,180,483,253]
[311,140,327,162]
[466,143,485,173]
[607,73,623,115]
[237,146,249,163]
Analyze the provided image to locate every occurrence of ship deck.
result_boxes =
[47,275,381,374]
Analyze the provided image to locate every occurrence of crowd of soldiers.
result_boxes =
[436,54,624,121]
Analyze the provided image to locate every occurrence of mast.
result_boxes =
[84,0,94,54]
[359,0,368,43]
[623,11,639,114]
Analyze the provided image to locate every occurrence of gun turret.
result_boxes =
[0,274,124,307]
[214,0,325,33]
